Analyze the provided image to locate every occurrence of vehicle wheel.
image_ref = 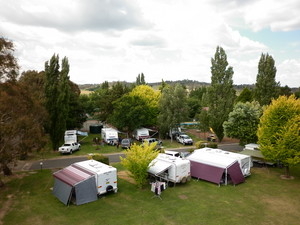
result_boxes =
[183,142,186,146]
[168,182,175,187]
[181,177,187,184]
[106,185,114,193]
[70,150,73,155]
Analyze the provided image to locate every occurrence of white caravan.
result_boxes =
[148,153,191,184]
[64,130,88,143]
[133,128,150,141]
[101,127,118,145]
[74,160,118,195]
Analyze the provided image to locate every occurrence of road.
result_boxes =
[24,143,243,171]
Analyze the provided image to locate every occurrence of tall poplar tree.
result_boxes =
[207,46,236,142]
[44,54,70,150]
[254,53,279,106]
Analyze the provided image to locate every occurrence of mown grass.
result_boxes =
[1,164,300,225]
[30,133,188,160]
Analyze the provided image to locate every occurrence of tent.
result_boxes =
[197,148,252,176]
[187,150,245,185]
[53,164,98,205]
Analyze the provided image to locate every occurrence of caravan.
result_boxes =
[101,127,118,145]
[148,153,191,184]
[133,128,150,141]
[52,160,117,205]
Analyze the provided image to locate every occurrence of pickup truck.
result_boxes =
[58,142,80,154]
[177,134,193,145]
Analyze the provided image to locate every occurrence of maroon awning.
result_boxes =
[53,165,94,186]
[227,162,245,185]
[190,160,224,184]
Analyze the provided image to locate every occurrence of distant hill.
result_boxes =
[78,79,256,92]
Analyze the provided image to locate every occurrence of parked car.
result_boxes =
[142,138,163,150]
[177,135,193,145]
[121,138,132,149]
[58,142,80,154]
[207,133,217,142]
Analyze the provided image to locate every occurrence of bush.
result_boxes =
[120,142,159,188]
[195,141,218,149]
[87,153,109,165]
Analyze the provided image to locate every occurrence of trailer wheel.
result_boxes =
[106,185,114,193]
[168,182,175,187]
[181,177,187,184]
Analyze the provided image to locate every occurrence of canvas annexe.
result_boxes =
[53,160,117,205]
[187,149,245,186]
[198,148,252,177]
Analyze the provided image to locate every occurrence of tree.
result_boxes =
[236,87,253,103]
[158,84,189,139]
[159,79,168,91]
[197,109,210,133]
[279,85,292,97]
[109,95,152,131]
[120,142,159,188]
[254,53,279,106]
[0,82,46,180]
[207,46,236,141]
[187,87,207,119]
[223,101,262,145]
[257,95,300,177]
[0,37,19,82]
[66,81,87,129]
[136,73,146,85]
[295,87,300,99]
[129,85,160,125]
[90,81,130,121]
[44,54,70,150]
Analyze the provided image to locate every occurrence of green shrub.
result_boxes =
[195,141,218,149]
[87,153,109,165]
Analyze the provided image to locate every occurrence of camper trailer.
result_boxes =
[197,148,252,176]
[133,128,150,141]
[101,127,118,145]
[148,153,191,184]
[64,130,88,144]
[75,160,118,195]
[52,160,117,205]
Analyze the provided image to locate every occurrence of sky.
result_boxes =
[0,0,299,87]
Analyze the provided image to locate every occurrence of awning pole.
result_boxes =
[225,168,227,185]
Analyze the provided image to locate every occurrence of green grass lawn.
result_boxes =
[31,134,190,160]
[1,164,300,225]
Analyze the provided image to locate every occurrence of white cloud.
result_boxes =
[0,0,298,86]
[209,0,300,32]
[0,0,150,31]
[277,59,300,87]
